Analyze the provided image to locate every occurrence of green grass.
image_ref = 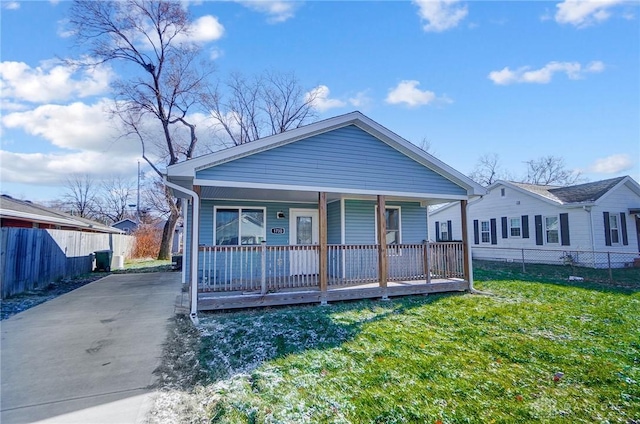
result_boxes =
[192,274,640,423]
[116,258,172,273]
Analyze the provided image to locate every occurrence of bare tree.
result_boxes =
[207,70,318,147]
[63,174,98,218]
[94,176,136,223]
[469,153,512,187]
[522,155,583,186]
[69,0,215,259]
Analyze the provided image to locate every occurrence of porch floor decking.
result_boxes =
[198,278,469,310]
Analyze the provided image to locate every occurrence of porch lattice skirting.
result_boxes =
[197,242,468,310]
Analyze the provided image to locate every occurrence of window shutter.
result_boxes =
[501,217,508,238]
[560,213,570,246]
[435,221,440,242]
[535,215,543,245]
[473,220,479,245]
[490,218,497,245]
[603,212,611,246]
[447,220,452,241]
[522,215,529,239]
[620,212,628,246]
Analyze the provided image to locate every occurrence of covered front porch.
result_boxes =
[184,186,473,311]
[165,112,486,319]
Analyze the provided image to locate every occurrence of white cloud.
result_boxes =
[488,60,605,85]
[184,15,225,43]
[0,60,112,104]
[413,0,468,32]
[385,80,450,107]
[348,90,373,109]
[555,0,626,27]
[306,85,346,113]
[0,150,140,185]
[2,1,20,10]
[1,100,134,154]
[586,154,634,174]
[236,1,299,23]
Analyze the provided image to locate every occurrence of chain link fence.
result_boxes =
[472,246,640,286]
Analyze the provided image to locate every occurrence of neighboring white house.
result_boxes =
[429,176,640,268]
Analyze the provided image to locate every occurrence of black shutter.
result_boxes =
[620,212,628,246]
[522,215,529,239]
[435,221,440,242]
[447,221,452,241]
[603,212,611,246]
[501,217,508,238]
[535,215,543,245]
[490,218,497,245]
[560,213,570,246]
[473,220,479,245]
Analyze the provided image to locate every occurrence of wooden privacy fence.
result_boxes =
[1,228,134,298]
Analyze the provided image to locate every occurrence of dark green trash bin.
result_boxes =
[94,250,113,272]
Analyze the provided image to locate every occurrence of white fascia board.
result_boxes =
[428,201,461,217]
[193,179,469,201]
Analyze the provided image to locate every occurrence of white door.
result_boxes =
[289,209,319,275]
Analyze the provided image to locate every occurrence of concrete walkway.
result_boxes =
[1,272,184,424]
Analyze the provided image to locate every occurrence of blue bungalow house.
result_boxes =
[165,112,486,320]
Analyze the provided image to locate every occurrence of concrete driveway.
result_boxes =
[1,272,184,424]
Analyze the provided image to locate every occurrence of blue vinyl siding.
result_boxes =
[327,201,341,244]
[196,125,465,196]
[344,200,427,244]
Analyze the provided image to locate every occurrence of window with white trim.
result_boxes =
[509,217,521,237]
[375,206,401,244]
[609,214,620,244]
[481,220,490,243]
[545,216,559,244]
[439,221,449,242]
[215,207,265,245]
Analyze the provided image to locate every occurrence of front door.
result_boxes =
[289,209,319,275]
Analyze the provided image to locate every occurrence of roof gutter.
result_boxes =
[163,177,199,325]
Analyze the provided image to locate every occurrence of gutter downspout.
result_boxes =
[164,177,200,325]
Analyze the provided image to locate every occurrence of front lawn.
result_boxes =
[152,275,640,423]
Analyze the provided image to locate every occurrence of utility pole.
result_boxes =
[137,160,141,223]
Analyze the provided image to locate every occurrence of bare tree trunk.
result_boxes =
[158,209,179,260]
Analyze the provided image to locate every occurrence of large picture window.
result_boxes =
[215,207,265,245]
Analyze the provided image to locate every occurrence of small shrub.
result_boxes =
[132,224,162,259]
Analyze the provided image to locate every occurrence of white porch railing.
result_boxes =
[199,242,465,292]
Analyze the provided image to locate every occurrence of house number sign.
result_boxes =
[271,227,286,234]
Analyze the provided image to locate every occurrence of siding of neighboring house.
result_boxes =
[196,125,466,197]
[430,180,640,268]
[591,183,639,253]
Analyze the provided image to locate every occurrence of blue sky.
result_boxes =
[1,0,639,202]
